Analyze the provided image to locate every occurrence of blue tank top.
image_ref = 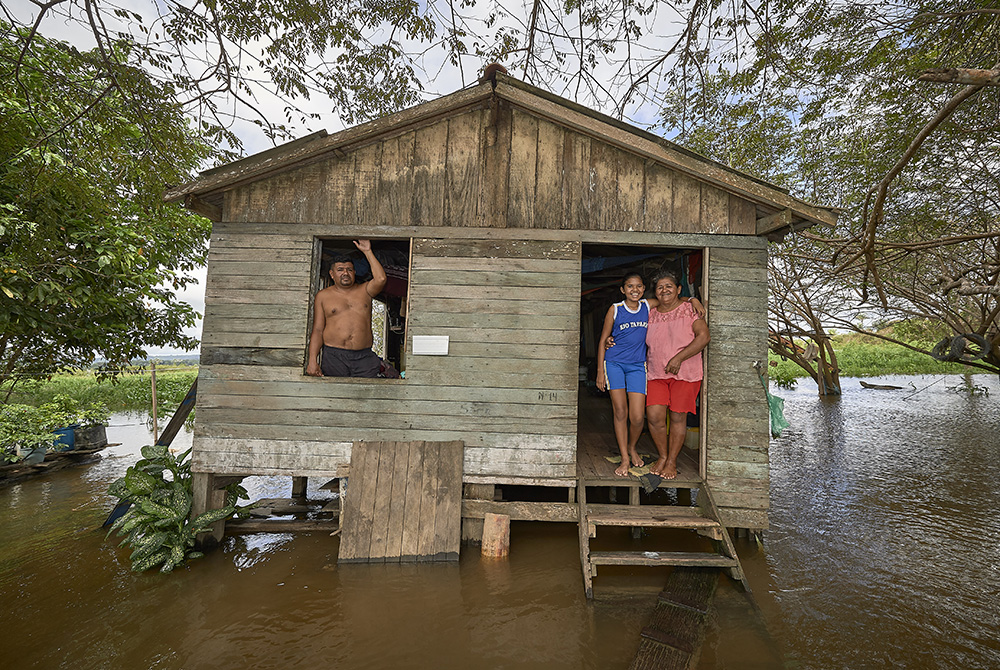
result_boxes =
[605,300,649,365]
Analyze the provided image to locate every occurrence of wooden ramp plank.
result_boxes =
[630,639,689,670]
[339,440,464,563]
[384,440,412,562]
[630,567,720,670]
[641,604,702,654]
[657,566,719,614]
[399,443,425,560]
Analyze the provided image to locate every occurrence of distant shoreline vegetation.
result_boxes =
[768,334,973,388]
[6,365,198,415]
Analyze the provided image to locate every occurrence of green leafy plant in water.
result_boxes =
[0,404,60,462]
[47,394,110,427]
[0,395,110,462]
[106,444,254,573]
[767,363,798,390]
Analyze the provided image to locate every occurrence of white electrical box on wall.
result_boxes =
[412,335,450,356]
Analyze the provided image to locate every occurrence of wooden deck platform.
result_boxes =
[0,444,112,489]
[339,440,464,563]
[576,392,700,488]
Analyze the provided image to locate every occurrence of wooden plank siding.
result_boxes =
[191,98,772,528]
[703,243,771,529]
[193,237,581,481]
[222,104,759,237]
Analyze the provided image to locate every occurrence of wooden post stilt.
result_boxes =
[291,476,308,498]
[481,512,510,559]
[191,472,227,548]
[462,483,495,544]
[150,361,159,443]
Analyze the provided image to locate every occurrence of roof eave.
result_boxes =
[163,81,497,209]
[492,74,839,234]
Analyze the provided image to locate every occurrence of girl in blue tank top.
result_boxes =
[596,273,650,476]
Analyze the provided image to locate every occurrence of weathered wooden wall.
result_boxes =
[703,243,771,529]
[195,230,580,482]
[194,100,771,526]
[224,105,757,236]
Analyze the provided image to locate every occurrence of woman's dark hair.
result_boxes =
[620,272,644,289]
[651,267,682,289]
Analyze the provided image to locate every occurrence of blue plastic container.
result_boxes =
[53,425,78,451]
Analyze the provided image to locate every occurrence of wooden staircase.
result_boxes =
[577,478,749,598]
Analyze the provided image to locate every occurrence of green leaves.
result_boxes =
[124,469,160,497]
[1,24,212,388]
[106,445,251,573]
[0,396,108,461]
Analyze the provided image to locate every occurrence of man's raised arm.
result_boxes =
[354,239,387,297]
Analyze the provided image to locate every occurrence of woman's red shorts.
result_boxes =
[646,378,701,414]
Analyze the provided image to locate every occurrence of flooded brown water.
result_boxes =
[2,374,999,669]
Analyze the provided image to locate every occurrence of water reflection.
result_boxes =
[752,374,1000,669]
[0,413,651,669]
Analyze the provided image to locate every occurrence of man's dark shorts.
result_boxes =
[321,346,381,378]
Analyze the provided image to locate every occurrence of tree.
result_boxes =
[3,0,437,149]
[6,2,997,392]
[650,4,1000,386]
[768,237,846,396]
[0,26,213,395]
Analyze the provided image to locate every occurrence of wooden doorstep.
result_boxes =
[585,504,718,529]
[589,551,738,568]
[581,474,702,489]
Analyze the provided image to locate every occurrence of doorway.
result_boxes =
[578,243,705,482]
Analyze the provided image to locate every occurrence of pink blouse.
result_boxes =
[645,302,704,382]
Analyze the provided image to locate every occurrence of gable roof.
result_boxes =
[166,75,837,236]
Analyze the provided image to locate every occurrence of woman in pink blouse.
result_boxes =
[645,269,710,479]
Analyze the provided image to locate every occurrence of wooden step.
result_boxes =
[580,475,701,489]
[589,551,738,568]
[585,504,721,534]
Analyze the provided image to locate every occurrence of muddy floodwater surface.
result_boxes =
[2,374,999,669]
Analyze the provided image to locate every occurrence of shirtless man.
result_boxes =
[305,240,387,377]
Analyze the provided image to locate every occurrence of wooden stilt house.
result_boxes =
[166,74,836,565]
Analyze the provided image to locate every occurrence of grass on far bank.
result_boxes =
[768,333,975,386]
[5,368,198,417]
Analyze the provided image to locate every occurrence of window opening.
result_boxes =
[311,239,410,378]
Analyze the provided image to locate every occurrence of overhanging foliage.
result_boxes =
[0,25,213,389]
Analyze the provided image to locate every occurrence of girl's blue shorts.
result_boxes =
[604,360,647,394]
